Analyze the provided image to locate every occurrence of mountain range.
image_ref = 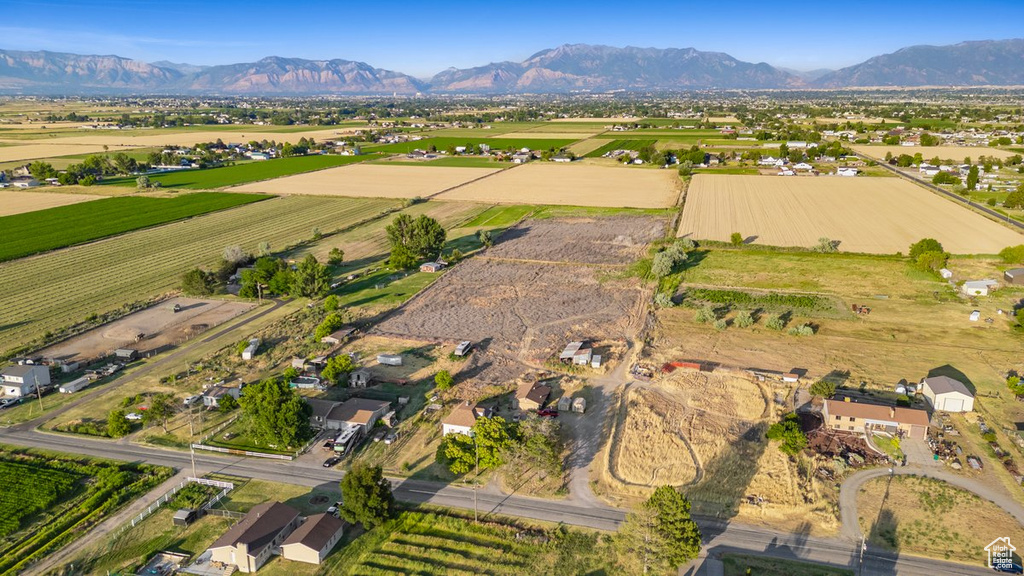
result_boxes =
[1,39,1022,95]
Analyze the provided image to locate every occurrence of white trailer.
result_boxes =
[59,376,92,394]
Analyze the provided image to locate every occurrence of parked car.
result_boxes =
[125,412,143,421]
[326,505,339,516]
[994,563,1024,574]
[0,398,17,409]
[372,430,386,442]
[537,408,559,418]
[384,431,398,445]
[323,456,341,468]
[183,395,202,406]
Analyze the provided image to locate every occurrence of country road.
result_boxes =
[2,428,1001,576]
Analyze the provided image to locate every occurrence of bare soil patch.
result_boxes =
[679,174,1024,253]
[38,297,255,363]
[852,144,1020,161]
[436,162,681,208]
[485,216,668,265]
[0,191,101,215]
[230,163,500,199]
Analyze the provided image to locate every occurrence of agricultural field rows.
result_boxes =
[231,164,501,199]
[0,196,400,354]
[0,192,268,262]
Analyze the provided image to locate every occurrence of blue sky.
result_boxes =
[1,0,1023,77]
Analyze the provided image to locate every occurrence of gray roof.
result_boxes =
[1006,268,1024,277]
[923,376,973,397]
[2,365,42,377]
[209,501,298,555]
[307,398,340,420]
[327,398,390,425]
[282,513,344,551]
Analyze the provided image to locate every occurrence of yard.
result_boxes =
[721,554,853,576]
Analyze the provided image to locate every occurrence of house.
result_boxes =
[511,152,531,164]
[551,154,572,163]
[207,501,301,573]
[2,364,50,397]
[203,385,240,408]
[939,268,953,279]
[377,354,402,366]
[280,513,345,565]
[442,401,492,436]
[307,398,340,429]
[324,398,391,432]
[778,169,795,176]
[962,279,999,296]
[514,381,551,411]
[349,368,372,388]
[836,167,859,177]
[320,327,355,345]
[920,376,974,412]
[793,162,814,171]
[420,261,446,273]
[822,398,929,440]
[1004,268,1024,285]
[453,341,473,357]
[241,338,260,361]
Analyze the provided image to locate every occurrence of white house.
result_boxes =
[2,364,51,397]
[793,162,814,171]
[837,167,859,177]
[921,375,975,412]
[441,401,492,436]
[962,279,999,296]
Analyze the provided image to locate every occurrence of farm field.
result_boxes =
[9,127,360,148]
[496,131,600,139]
[0,143,115,163]
[0,190,100,215]
[852,144,1020,161]
[371,156,504,168]
[857,475,1024,563]
[584,139,657,158]
[365,137,578,154]
[0,192,269,262]
[101,154,374,189]
[567,138,611,156]
[0,446,172,576]
[678,174,1024,253]
[0,196,400,355]
[231,163,501,198]
[484,215,667,265]
[436,163,681,208]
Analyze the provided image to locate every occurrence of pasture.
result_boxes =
[231,164,501,199]
[101,154,373,189]
[678,174,1024,253]
[0,191,100,216]
[0,196,400,354]
[436,162,681,208]
[852,144,1020,161]
[0,143,115,163]
[0,192,269,262]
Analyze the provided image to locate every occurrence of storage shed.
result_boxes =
[572,397,586,413]
[377,354,402,366]
[921,376,974,412]
[114,349,138,361]
[454,341,473,357]
[1005,268,1024,285]
[59,376,93,394]
[241,338,260,361]
[557,396,572,412]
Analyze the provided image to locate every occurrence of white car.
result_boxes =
[125,412,143,421]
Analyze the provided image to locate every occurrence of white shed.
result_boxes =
[377,354,402,366]
[59,376,93,394]
[921,376,974,412]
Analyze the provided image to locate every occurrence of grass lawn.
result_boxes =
[203,419,296,455]
[333,267,443,310]
[0,192,268,261]
[584,139,657,158]
[211,478,340,516]
[101,153,376,189]
[722,554,853,576]
[458,204,535,228]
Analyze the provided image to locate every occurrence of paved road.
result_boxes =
[2,428,999,576]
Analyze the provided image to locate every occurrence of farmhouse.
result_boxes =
[280,513,344,565]
[325,398,391,433]
[207,501,301,573]
[203,385,240,408]
[962,279,998,296]
[822,398,929,440]
[514,381,552,411]
[920,376,974,412]
[442,401,492,436]
[1,364,50,397]
[836,167,859,177]
[1005,268,1024,285]
[307,398,340,429]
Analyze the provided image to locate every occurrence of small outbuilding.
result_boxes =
[454,341,473,357]
[241,338,260,361]
[114,349,138,361]
[557,396,572,412]
[920,376,974,412]
[321,327,355,345]
[349,368,372,388]
[173,509,198,527]
[59,376,93,394]
[1005,268,1024,285]
[962,279,999,296]
[377,354,402,366]
[970,310,981,322]
[939,268,953,279]
[420,262,446,273]
[572,397,586,413]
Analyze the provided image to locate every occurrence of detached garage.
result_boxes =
[921,376,974,413]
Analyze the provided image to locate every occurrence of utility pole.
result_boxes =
[473,435,480,523]
[188,401,197,478]
[33,372,43,414]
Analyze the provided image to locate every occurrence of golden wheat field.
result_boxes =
[230,163,501,198]
[0,191,102,215]
[852,144,1020,161]
[678,174,1024,253]
[436,162,680,208]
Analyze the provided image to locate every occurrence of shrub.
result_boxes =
[694,307,716,323]
[713,319,728,331]
[766,413,807,456]
[765,314,787,330]
[328,247,344,265]
[999,245,1024,264]
[324,294,340,312]
[654,292,674,308]
[787,323,815,336]
[814,237,838,253]
[734,310,754,328]
[730,232,744,246]
[809,380,836,398]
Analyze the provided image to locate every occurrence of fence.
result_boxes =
[191,443,294,460]
[107,477,237,543]
[196,414,239,445]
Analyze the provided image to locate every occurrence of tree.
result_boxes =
[386,214,447,262]
[809,380,837,398]
[107,409,132,438]
[135,174,150,189]
[1004,187,1024,209]
[615,486,701,574]
[614,503,668,575]
[339,463,394,528]
[814,237,838,253]
[651,251,675,278]
[238,378,312,448]
[908,238,944,260]
[324,294,340,312]
[434,370,454,391]
[1007,376,1024,398]
[218,394,239,412]
[437,415,519,474]
[142,394,174,433]
[932,172,959,185]
[292,254,331,298]
[180,268,215,296]
[999,245,1024,264]
[734,310,754,328]
[646,486,702,567]
[388,243,418,269]
[29,161,57,181]
[321,354,354,385]
[315,312,346,340]
[966,165,979,191]
[256,241,272,257]
[730,232,744,246]
[477,229,494,248]
[766,413,808,456]
[328,247,345,266]
[222,245,248,264]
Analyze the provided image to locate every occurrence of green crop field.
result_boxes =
[0,447,172,576]
[101,153,375,189]
[0,196,401,355]
[459,204,535,228]
[366,137,578,154]
[0,192,268,262]
[584,139,657,158]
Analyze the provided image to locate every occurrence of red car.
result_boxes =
[537,408,559,417]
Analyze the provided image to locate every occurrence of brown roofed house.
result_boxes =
[514,381,551,411]
[281,513,345,565]
[207,501,301,573]
[822,398,929,440]
[441,401,492,436]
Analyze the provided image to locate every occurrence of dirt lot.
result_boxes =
[372,217,658,384]
[230,164,500,198]
[436,162,681,208]
[485,216,668,265]
[38,297,254,363]
[852,144,1020,161]
[0,190,101,215]
[679,174,1024,253]
[0,143,116,163]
